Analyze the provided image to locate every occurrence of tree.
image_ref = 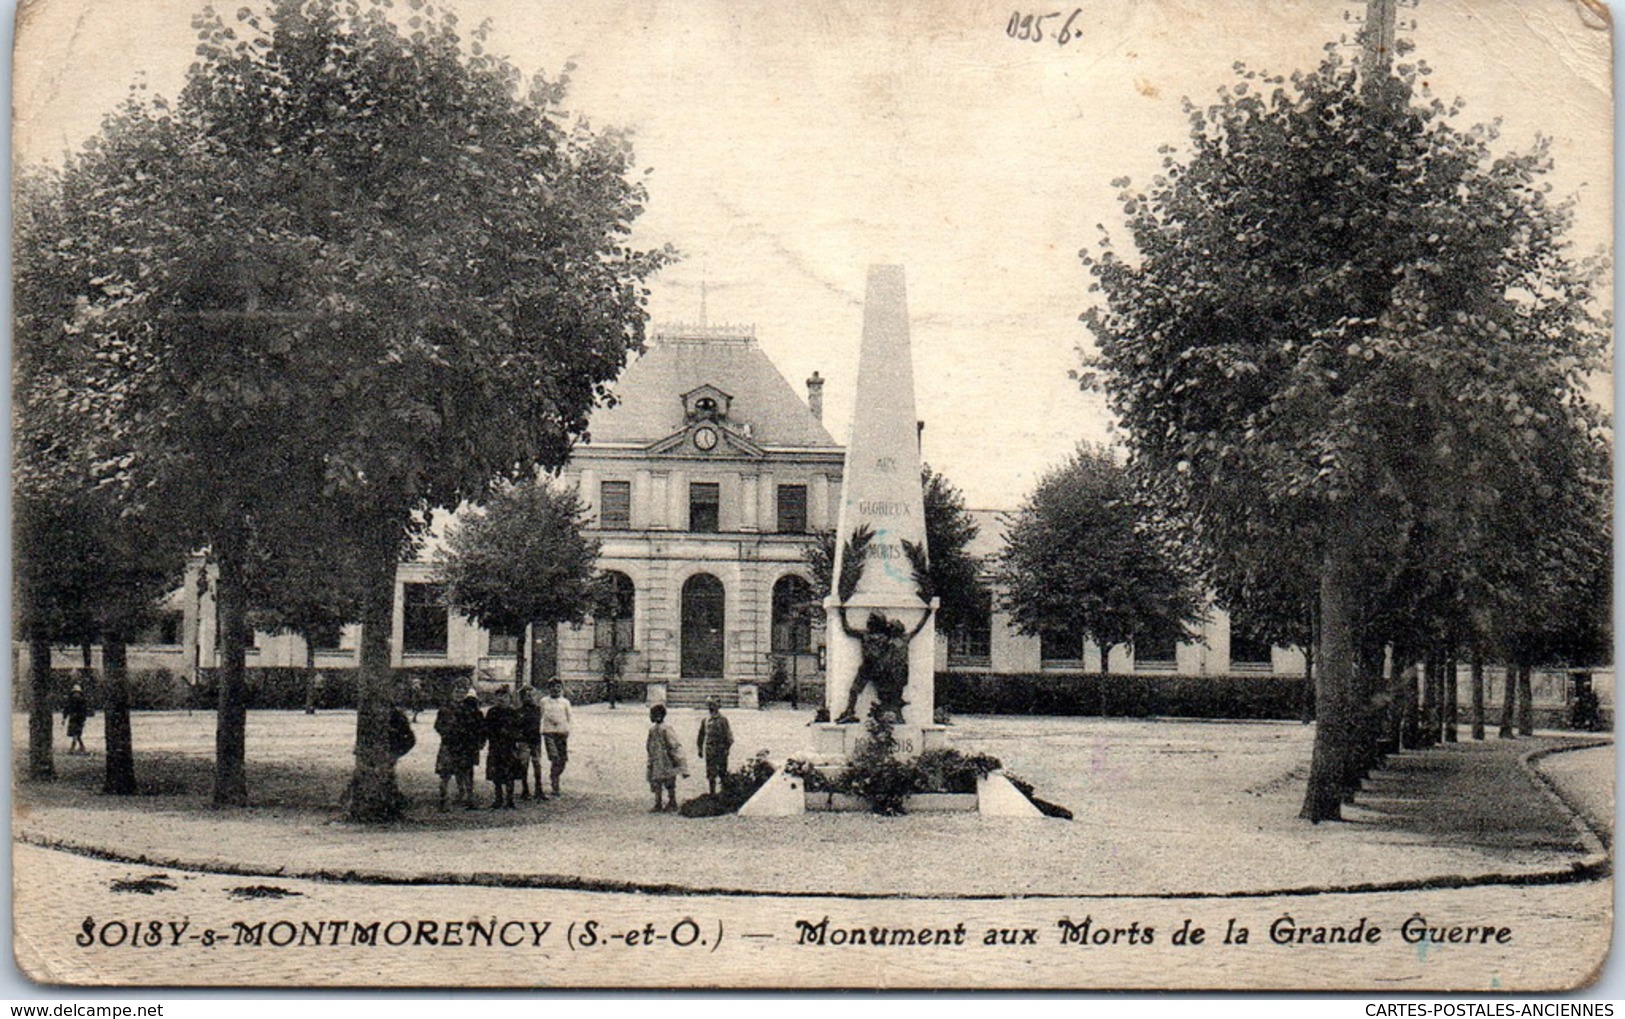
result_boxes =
[245,500,372,709]
[995,444,1202,676]
[806,465,988,630]
[1080,47,1609,820]
[20,0,670,819]
[14,172,191,794]
[921,465,990,635]
[437,480,602,689]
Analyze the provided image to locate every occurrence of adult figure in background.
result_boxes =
[697,697,734,795]
[518,686,546,801]
[645,703,687,813]
[305,671,325,715]
[64,684,89,755]
[540,679,572,797]
[484,686,524,810]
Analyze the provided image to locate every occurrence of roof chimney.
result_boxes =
[806,371,825,421]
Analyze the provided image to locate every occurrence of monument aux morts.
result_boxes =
[815,265,947,759]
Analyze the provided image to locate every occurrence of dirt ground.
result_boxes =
[11,707,1610,899]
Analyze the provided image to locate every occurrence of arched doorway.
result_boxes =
[680,574,725,678]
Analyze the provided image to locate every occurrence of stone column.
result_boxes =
[668,470,687,530]
[633,469,652,528]
[648,472,669,529]
[821,265,940,757]
[740,473,760,532]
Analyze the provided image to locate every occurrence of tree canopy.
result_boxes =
[996,444,1202,672]
[921,464,990,634]
[1080,49,1610,820]
[16,0,671,818]
[437,479,602,687]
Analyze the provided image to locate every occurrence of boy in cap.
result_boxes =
[697,697,734,795]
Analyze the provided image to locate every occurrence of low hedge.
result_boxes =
[936,671,1312,720]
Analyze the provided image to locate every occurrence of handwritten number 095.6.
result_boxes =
[1007,9,1084,45]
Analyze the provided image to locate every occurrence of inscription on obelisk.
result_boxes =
[821,265,940,756]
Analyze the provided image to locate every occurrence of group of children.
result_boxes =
[431,680,737,815]
[433,679,572,811]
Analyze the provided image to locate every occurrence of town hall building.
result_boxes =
[547,321,842,706]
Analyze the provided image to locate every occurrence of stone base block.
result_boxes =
[920,724,951,752]
[737,684,760,710]
[977,772,1043,817]
[812,723,852,758]
[645,683,667,707]
[738,770,806,816]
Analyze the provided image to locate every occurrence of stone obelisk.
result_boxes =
[819,265,943,758]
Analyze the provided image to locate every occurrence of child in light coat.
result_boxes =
[645,704,687,812]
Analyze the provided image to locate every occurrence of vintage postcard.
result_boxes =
[10,0,1614,992]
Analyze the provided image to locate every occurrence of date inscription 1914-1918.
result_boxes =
[1006,9,1086,46]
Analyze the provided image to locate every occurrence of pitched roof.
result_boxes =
[585,327,837,448]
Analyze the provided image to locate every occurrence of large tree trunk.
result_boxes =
[515,621,529,693]
[350,524,403,822]
[1372,642,1398,762]
[1419,656,1437,747]
[1098,642,1111,717]
[79,643,95,697]
[1300,634,1316,724]
[102,634,137,795]
[1442,658,1458,743]
[1300,539,1357,823]
[1399,655,1420,750]
[1342,643,1372,802]
[213,522,251,807]
[28,636,55,780]
[1517,665,1534,736]
[1498,662,1517,738]
[1470,656,1485,741]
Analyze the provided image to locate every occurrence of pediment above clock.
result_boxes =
[647,422,764,458]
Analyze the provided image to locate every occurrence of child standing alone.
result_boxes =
[645,704,687,813]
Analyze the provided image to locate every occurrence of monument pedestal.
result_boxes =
[813,722,951,759]
[812,723,851,758]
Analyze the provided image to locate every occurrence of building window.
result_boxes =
[775,484,808,534]
[771,575,814,654]
[947,592,993,668]
[600,480,631,529]
[1040,628,1082,669]
[308,621,346,652]
[594,572,635,650]
[1229,627,1274,672]
[1135,632,1179,671]
[488,626,521,657]
[689,482,720,533]
[403,583,449,656]
[136,610,184,647]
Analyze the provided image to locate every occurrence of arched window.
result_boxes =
[594,572,635,650]
[771,575,814,654]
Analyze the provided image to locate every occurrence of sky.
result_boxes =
[11,0,1614,510]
